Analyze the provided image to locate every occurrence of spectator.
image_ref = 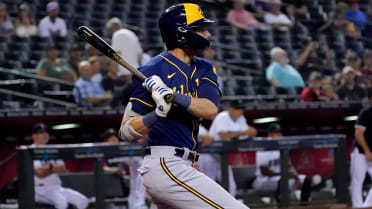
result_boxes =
[322,79,340,101]
[15,3,37,37]
[264,0,292,28]
[73,61,112,107]
[0,2,14,36]
[84,43,100,59]
[38,1,67,37]
[106,17,142,83]
[226,0,261,29]
[266,47,305,89]
[337,66,367,101]
[67,45,82,76]
[32,123,89,209]
[88,56,102,84]
[101,60,131,107]
[344,51,362,75]
[346,0,367,33]
[198,100,257,197]
[37,45,77,82]
[296,37,335,80]
[101,128,148,209]
[252,123,312,204]
[361,50,372,75]
[301,72,327,102]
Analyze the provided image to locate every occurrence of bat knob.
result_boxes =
[164,94,174,103]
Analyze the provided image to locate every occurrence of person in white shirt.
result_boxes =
[106,17,143,84]
[197,100,257,197]
[32,123,88,209]
[38,1,67,37]
[252,124,311,204]
[264,0,292,28]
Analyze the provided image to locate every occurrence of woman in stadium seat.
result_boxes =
[15,3,37,37]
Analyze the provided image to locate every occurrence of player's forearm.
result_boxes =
[187,97,218,120]
[35,165,53,178]
[355,128,371,153]
[127,116,150,136]
[52,164,67,173]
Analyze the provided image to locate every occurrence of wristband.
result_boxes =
[173,93,191,109]
[142,111,159,128]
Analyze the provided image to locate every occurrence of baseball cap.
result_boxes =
[230,100,245,109]
[342,66,355,75]
[101,128,117,141]
[32,123,48,134]
[47,1,59,11]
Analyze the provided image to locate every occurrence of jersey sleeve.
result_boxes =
[197,65,220,107]
[356,109,368,130]
[129,67,156,115]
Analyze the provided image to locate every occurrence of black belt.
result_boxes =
[144,147,199,162]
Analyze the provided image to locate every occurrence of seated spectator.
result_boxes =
[15,3,36,37]
[88,56,102,84]
[346,0,367,33]
[73,61,112,107]
[84,43,100,58]
[37,45,77,82]
[266,47,305,89]
[67,45,82,76]
[322,79,340,101]
[296,37,335,80]
[0,2,14,36]
[101,60,131,107]
[38,1,67,37]
[361,50,372,75]
[344,51,362,75]
[301,72,326,102]
[337,66,367,101]
[226,0,261,29]
[253,124,312,204]
[264,0,292,28]
[140,38,152,66]
[32,123,89,209]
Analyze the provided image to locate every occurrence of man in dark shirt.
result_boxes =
[101,59,130,107]
[351,96,372,207]
[337,66,367,101]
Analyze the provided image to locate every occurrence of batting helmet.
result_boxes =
[159,3,214,50]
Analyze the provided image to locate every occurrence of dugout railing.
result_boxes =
[17,134,347,209]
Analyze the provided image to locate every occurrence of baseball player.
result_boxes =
[102,128,148,209]
[118,3,249,209]
[32,123,89,209]
[252,124,311,204]
[198,100,257,197]
[351,101,372,208]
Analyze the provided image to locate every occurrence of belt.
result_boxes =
[144,147,199,162]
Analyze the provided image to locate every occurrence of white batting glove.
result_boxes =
[143,75,166,91]
[151,86,173,117]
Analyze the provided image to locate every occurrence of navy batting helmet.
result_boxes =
[159,3,214,50]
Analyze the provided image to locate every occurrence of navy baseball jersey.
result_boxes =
[129,51,220,150]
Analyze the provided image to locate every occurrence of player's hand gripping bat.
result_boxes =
[77,26,173,103]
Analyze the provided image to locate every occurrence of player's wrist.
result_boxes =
[172,93,191,109]
[142,111,159,128]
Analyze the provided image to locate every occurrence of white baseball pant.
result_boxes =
[139,146,249,209]
[351,147,372,208]
[35,186,89,209]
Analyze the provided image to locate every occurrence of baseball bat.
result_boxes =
[77,26,173,103]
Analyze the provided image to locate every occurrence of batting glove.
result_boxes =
[151,86,173,117]
[143,75,166,91]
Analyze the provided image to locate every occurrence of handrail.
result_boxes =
[0,153,16,168]
[0,88,77,107]
[0,68,75,86]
